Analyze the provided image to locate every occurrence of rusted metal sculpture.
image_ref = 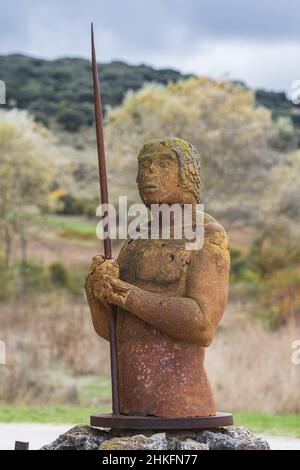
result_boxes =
[90,23,120,415]
[87,28,232,429]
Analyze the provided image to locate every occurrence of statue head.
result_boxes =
[137,137,201,207]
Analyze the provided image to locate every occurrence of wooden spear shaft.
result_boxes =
[91,23,120,415]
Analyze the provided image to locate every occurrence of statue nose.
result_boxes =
[149,163,156,173]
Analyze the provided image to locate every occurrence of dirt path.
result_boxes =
[26,233,120,266]
[27,235,98,265]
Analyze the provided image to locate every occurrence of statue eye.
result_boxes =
[160,161,170,168]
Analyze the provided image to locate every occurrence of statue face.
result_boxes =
[137,144,195,207]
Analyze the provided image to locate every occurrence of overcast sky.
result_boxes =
[1,0,300,92]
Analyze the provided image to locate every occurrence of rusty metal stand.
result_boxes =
[90,412,233,430]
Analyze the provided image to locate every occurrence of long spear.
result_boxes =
[91,23,120,416]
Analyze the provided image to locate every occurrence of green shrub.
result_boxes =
[238,269,260,283]
[66,268,85,296]
[57,194,97,219]
[258,307,283,330]
[258,267,300,328]
[249,220,300,276]
[49,261,85,296]
[230,247,247,280]
[58,228,95,241]
[21,261,50,291]
[0,255,86,300]
[0,258,15,299]
[230,247,259,284]
[49,262,68,287]
[0,257,51,298]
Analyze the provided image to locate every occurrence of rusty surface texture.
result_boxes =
[91,24,119,414]
[85,138,230,418]
[90,412,233,430]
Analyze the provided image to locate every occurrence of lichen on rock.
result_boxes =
[40,425,109,450]
[41,425,270,451]
[100,433,168,450]
[195,426,270,450]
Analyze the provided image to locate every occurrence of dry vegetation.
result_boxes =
[208,310,300,414]
[1,288,300,414]
[0,291,110,405]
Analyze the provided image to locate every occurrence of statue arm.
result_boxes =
[85,274,110,341]
[111,225,230,346]
[85,255,121,342]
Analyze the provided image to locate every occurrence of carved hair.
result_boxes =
[138,137,201,202]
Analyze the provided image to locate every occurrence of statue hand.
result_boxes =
[103,276,132,308]
[86,255,120,305]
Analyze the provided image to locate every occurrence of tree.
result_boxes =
[104,77,277,219]
[0,54,190,131]
[269,117,298,152]
[262,150,300,219]
[0,109,55,269]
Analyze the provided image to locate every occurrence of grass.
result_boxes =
[36,214,96,236]
[0,407,299,437]
[234,412,300,438]
[32,213,98,244]
[0,405,109,424]
[76,375,111,405]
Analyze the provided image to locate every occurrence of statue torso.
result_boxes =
[116,234,216,417]
[119,238,191,294]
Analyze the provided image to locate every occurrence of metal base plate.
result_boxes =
[90,412,233,430]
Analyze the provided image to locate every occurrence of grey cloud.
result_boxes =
[170,0,300,42]
[1,0,300,58]
[0,0,299,91]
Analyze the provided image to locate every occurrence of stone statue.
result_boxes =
[85,137,230,418]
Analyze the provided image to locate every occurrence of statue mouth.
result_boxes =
[143,184,159,192]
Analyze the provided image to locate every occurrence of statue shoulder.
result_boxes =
[202,213,229,261]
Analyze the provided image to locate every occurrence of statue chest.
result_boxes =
[118,239,191,295]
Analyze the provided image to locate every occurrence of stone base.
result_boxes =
[41,425,270,450]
